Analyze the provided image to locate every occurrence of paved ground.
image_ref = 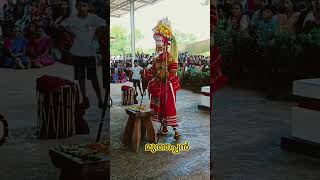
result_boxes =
[212,87,320,180]
[110,82,210,179]
[0,63,108,180]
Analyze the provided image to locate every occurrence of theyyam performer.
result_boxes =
[148,17,181,140]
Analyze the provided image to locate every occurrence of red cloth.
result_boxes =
[121,85,132,91]
[4,38,12,50]
[149,79,178,127]
[36,75,76,94]
[142,68,153,81]
[148,52,180,127]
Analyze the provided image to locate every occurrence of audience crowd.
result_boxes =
[0,0,104,69]
[110,52,210,88]
[216,0,319,44]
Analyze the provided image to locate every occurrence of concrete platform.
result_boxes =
[0,63,109,180]
[213,87,320,179]
[110,82,210,179]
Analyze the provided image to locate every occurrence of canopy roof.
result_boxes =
[110,0,163,17]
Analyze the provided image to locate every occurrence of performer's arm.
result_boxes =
[168,56,178,75]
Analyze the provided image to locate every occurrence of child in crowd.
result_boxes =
[59,0,105,109]
[2,24,30,69]
[256,5,278,44]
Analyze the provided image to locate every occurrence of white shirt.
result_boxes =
[130,66,143,80]
[61,13,105,57]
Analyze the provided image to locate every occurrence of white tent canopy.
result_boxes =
[111,0,163,65]
[111,0,162,17]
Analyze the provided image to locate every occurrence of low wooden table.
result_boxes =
[49,148,109,180]
[123,107,156,152]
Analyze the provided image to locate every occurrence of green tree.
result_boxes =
[174,30,197,48]
[110,26,145,56]
[128,29,144,45]
[110,25,130,56]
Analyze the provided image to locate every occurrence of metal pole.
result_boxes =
[130,0,136,66]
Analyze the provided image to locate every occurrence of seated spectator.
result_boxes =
[2,24,30,69]
[223,0,235,19]
[302,0,320,32]
[120,70,128,83]
[188,64,197,75]
[278,0,301,33]
[228,2,250,31]
[195,61,203,73]
[27,25,54,68]
[250,0,272,33]
[111,70,119,83]
[255,5,278,44]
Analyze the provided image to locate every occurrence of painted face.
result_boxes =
[156,44,163,54]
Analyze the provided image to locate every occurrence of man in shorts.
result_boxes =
[60,0,105,108]
[130,61,143,96]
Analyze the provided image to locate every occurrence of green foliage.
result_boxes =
[174,30,197,48]
[110,25,130,56]
[213,20,235,60]
[309,28,320,46]
[110,26,144,56]
[180,71,211,92]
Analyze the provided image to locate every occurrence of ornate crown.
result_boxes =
[153,17,173,45]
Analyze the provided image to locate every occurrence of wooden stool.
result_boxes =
[123,108,156,152]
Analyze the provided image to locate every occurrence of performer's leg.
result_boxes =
[137,80,143,96]
[161,125,168,134]
[133,80,138,96]
[173,127,181,140]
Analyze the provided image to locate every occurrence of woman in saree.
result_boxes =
[278,0,301,33]
[2,24,30,69]
[120,70,128,83]
[27,25,54,68]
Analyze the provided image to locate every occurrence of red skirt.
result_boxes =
[148,75,180,127]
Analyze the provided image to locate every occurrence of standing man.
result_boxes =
[148,18,181,140]
[60,0,105,109]
[130,61,143,96]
